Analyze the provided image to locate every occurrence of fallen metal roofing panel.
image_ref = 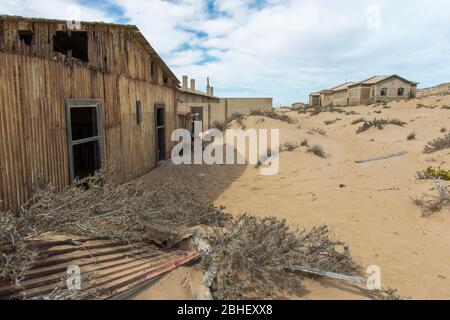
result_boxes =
[0,235,199,300]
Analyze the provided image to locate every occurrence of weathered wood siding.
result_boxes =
[0,18,177,210]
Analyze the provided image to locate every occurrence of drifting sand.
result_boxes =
[136,93,450,300]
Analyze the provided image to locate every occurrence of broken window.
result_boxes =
[19,30,33,46]
[66,100,102,181]
[53,31,89,62]
[381,88,388,96]
[397,88,405,96]
[163,73,168,85]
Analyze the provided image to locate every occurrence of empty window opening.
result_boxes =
[136,100,142,125]
[70,107,98,140]
[151,61,157,81]
[19,30,33,46]
[381,88,388,96]
[155,105,166,163]
[66,102,102,181]
[54,31,89,62]
[163,73,168,84]
[397,88,405,96]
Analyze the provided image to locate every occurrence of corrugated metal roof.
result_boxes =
[349,75,419,87]
[0,235,199,300]
[330,82,355,92]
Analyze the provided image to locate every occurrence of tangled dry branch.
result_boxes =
[423,133,450,154]
[413,179,450,216]
[202,214,359,300]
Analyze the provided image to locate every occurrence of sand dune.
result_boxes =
[138,93,450,300]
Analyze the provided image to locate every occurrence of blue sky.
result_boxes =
[1,0,450,105]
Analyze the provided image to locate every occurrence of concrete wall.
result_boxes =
[348,86,372,106]
[209,100,227,124]
[373,78,413,103]
[320,93,333,107]
[309,96,320,107]
[222,98,273,117]
[332,90,348,106]
[177,102,211,132]
[177,98,272,133]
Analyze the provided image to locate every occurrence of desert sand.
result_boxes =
[133,92,450,300]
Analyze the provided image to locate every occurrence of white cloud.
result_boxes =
[170,49,205,66]
[0,0,114,22]
[1,0,450,105]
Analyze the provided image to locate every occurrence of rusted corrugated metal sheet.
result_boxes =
[0,235,199,300]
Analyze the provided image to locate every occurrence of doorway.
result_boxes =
[66,100,102,182]
[190,106,203,133]
[155,104,166,164]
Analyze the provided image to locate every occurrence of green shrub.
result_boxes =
[416,167,450,181]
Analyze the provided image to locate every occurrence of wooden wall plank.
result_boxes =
[0,18,179,210]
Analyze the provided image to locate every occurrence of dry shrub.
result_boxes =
[300,139,309,147]
[362,288,401,300]
[309,107,345,116]
[0,170,231,283]
[308,128,326,136]
[413,180,450,216]
[351,117,366,125]
[407,131,416,140]
[212,120,228,132]
[324,118,341,126]
[228,112,246,128]
[214,113,247,130]
[249,109,296,124]
[280,142,300,152]
[203,214,359,300]
[423,133,450,154]
[356,118,406,133]
[308,145,326,158]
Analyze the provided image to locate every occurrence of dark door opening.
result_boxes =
[190,107,203,134]
[155,104,166,163]
[66,100,102,182]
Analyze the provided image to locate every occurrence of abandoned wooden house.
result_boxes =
[0,16,180,210]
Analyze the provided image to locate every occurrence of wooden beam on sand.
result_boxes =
[355,151,408,164]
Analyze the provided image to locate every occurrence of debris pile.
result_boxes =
[0,170,230,285]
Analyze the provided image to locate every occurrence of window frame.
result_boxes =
[380,87,388,96]
[155,103,166,164]
[397,87,405,96]
[65,99,103,182]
